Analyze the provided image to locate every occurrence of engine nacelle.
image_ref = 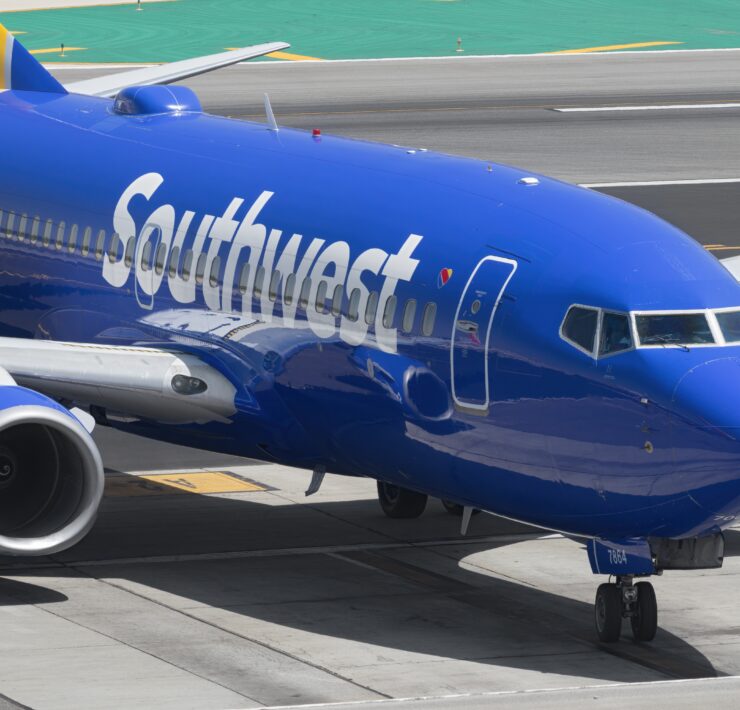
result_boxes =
[0,384,104,556]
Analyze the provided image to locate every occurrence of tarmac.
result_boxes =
[0,45,738,710]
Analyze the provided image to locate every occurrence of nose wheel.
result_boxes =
[594,577,657,642]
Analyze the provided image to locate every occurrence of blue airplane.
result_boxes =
[0,25,737,644]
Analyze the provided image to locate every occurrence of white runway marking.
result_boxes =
[0,532,558,570]
[248,675,740,709]
[582,178,740,188]
[556,103,740,113]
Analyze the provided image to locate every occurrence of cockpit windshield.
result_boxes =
[634,313,715,346]
[716,310,740,343]
[561,305,740,358]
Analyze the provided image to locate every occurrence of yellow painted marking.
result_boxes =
[551,41,683,54]
[9,32,27,35]
[30,47,87,55]
[227,48,323,62]
[105,471,266,497]
[706,245,740,251]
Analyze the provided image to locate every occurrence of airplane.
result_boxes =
[0,23,737,644]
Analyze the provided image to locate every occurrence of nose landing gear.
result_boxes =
[595,576,657,642]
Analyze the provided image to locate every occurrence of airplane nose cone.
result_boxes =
[671,357,740,523]
[672,357,740,430]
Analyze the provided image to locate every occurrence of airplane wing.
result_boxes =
[721,256,740,280]
[0,337,237,424]
[66,42,290,98]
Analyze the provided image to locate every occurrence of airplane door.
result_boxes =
[135,224,162,311]
[451,256,517,412]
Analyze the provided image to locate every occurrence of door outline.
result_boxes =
[450,255,518,412]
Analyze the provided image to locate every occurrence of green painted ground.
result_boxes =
[3,0,740,63]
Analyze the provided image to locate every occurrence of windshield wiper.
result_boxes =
[641,334,690,351]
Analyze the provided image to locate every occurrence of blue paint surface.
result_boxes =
[1,44,740,563]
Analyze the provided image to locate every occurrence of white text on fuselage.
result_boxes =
[103,173,423,353]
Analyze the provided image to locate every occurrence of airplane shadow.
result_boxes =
[0,471,721,686]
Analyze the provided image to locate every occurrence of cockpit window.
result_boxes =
[599,311,633,356]
[716,310,740,343]
[635,313,714,346]
[562,306,598,354]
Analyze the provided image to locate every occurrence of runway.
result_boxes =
[1,51,735,709]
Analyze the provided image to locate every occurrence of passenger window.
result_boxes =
[402,299,417,333]
[209,255,221,287]
[268,270,281,301]
[315,280,328,313]
[181,249,193,280]
[238,262,250,294]
[123,235,135,266]
[194,252,207,284]
[17,215,27,242]
[421,302,437,336]
[298,277,311,309]
[108,233,121,263]
[253,265,265,298]
[562,306,598,354]
[347,288,361,322]
[81,227,92,256]
[42,220,53,247]
[95,229,106,261]
[55,221,65,250]
[67,224,78,253]
[382,294,397,329]
[5,212,16,240]
[365,291,379,325]
[331,284,343,317]
[29,216,40,244]
[599,312,633,356]
[167,245,180,277]
[141,241,153,271]
[155,242,167,274]
[284,273,296,305]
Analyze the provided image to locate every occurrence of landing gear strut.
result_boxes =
[377,482,428,518]
[594,576,657,643]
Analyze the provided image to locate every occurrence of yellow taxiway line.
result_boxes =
[29,46,86,55]
[227,48,323,62]
[551,41,683,54]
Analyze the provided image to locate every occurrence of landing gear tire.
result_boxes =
[441,500,481,517]
[630,581,658,642]
[377,482,428,519]
[595,583,622,642]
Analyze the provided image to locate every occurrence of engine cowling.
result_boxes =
[0,384,104,556]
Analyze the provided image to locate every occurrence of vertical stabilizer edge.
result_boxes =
[0,24,67,94]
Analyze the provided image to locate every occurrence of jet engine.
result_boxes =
[0,380,104,556]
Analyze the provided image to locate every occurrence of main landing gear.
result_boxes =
[376,483,480,520]
[595,576,657,643]
[376,481,428,518]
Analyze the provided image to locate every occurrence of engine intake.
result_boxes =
[0,389,104,556]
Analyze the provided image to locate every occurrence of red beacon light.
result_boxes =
[312,128,321,137]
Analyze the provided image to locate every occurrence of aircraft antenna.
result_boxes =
[264,93,279,132]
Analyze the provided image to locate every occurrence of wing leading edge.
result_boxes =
[0,337,237,425]
[66,41,290,98]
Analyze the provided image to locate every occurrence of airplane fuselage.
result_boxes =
[1,88,740,542]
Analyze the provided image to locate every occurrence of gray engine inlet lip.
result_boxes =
[0,405,104,556]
